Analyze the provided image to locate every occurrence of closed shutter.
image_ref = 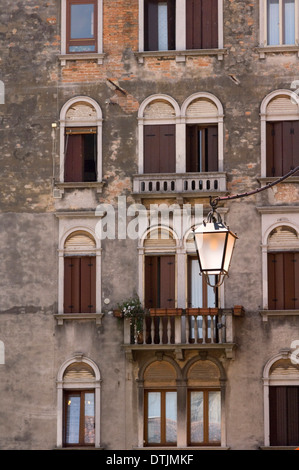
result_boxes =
[186,0,218,50]
[268,252,299,310]
[206,125,218,171]
[160,256,175,308]
[64,134,84,182]
[144,255,175,308]
[270,386,299,446]
[266,121,299,177]
[167,0,176,50]
[186,125,199,172]
[144,0,158,51]
[64,256,96,313]
[144,125,175,173]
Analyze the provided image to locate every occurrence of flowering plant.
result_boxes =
[117,296,146,338]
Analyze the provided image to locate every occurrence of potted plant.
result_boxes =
[116,296,147,343]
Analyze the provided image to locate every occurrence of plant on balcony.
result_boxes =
[116,296,147,340]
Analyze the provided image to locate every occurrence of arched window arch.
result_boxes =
[263,352,299,447]
[260,90,299,178]
[265,224,299,311]
[59,96,103,183]
[56,355,101,448]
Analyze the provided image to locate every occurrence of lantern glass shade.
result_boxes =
[194,222,238,277]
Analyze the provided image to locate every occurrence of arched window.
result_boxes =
[143,359,178,446]
[181,92,224,173]
[266,225,299,310]
[59,97,103,183]
[186,359,222,446]
[63,230,97,314]
[260,90,299,178]
[263,353,299,447]
[138,95,180,175]
[56,355,101,448]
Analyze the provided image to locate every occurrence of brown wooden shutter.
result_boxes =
[160,255,175,308]
[64,257,81,313]
[268,252,299,310]
[144,0,158,51]
[186,0,218,50]
[64,134,84,182]
[186,125,199,172]
[270,386,299,446]
[266,121,299,177]
[266,122,275,177]
[206,125,218,171]
[144,125,175,173]
[186,0,202,49]
[167,0,176,50]
[80,256,96,313]
[144,256,159,308]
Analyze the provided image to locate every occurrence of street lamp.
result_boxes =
[193,165,299,288]
[193,199,238,288]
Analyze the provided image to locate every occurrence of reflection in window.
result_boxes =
[146,391,177,445]
[67,0,97,53]
[267,0,295,45]
[64,391,95,446]
[189,390,221,445]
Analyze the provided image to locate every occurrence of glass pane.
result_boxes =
[191,259,203,308]
[165,392,177,443]
[71,4,95,39]
[148,392,161,443]
[158,3,168,50]
[190,391,204,443]
[66,395,81,444]
[69,45,96,52]
[84,392,95,444]
[267,0,280,45]
[208,391,221,442]
[283,0,295,44]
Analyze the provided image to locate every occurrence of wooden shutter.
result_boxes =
[64,256,96,313]
[268,252,299,310]
[270,386,299,446]
[167,0,176,50]
[144,255,175,308]
[160,256,175,308]
[186,0,218,50]
[144,0,158,51]
[186,125,199,172]
[64,134,84,182]
[266,122,275,177]
[144,125,176,173]
[266,121,299,177]
[206,125,218,171]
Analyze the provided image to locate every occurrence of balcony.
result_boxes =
[132,172,227,198]
[121,307,242,360]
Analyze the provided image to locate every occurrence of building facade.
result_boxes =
[0,0,299,450]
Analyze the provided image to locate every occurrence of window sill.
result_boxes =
[54,313,104,325]
[135,48,227,63]
[260,310,299,322]
[59,53,105,65]
[256,45,299,59]
[53,181,105,199]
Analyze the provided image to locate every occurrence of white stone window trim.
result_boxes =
[58,96,103,185]
[56,354,102,449]
[55,214,103,325]
[260,89,299,178]
[262,351,299,448]
[137,0,225,62]
[258,0,299,58]
[59,0,104,65]
[0,340,4,365]
[138,92,224,175]
[257,206,299,318]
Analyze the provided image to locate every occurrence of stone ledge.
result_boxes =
[260,310,299,322]
[54,313,104,325]
[58,53,105,65]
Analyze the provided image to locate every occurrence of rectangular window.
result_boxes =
[64,256,96,313]
[188,389,221,446]
[269,386,299,446]
[64,390,95,446]
[144,0,176,51]
[267,0,295,45]
[64,127,97,182]
[266,121,299,177]
[186,0,218,49]
[66,0,98,53]
[186,125,218,172]
[268,252,299,310]
[144,124,176,173]
[145,390,177,445]
[144,255,175,309]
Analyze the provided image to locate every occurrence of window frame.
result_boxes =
[66,0,98,54]
[138,0,224,62]
[63,389,96,447]
[144,389,178,446]
[187,388,221,446]
[60,0,104,63]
